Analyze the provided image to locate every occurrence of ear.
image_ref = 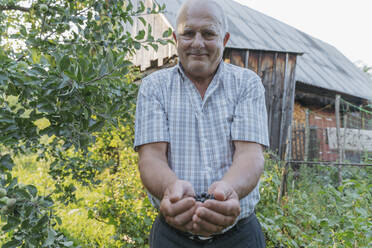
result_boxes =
[172,31,178,44]
[223,32,230,47]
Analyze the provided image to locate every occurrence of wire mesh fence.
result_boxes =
[277,97,371,199]
[290,96,372,166]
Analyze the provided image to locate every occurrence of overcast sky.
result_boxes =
[233,0,372,67]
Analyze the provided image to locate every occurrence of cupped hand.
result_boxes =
[159,180,196,232]
[192,181,241,236]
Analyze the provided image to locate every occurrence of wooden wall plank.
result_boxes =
[224,48,299,158]
[280,53,297,158]
[248,51,259,74]
[231,49,245,68]
[260,52,275,139]
[270,53,286,152]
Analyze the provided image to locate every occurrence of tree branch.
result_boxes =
[0,5,31,12]
[84,69,117,85]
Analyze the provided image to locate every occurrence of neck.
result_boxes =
[179,61,222,99]
[186,72,214,99]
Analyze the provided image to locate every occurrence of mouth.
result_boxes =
[187,51,208,57]
[188,53,208,57]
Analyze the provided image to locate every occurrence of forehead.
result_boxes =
[177,3,222,31]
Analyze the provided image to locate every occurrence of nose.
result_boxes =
[191,32,205,48]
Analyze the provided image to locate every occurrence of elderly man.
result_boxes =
[134,0,269,247]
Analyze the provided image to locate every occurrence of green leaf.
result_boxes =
[157,39,169,45]
[60,241,74,247]
[147,24,153,41]
[31,48,41,63]
[36,215,49,229]
[107,49,114,71]
[24,205,34,218]
[138,1,145,12]
[126,1,133,11]
[64,70,78,81]
[0,72,9,84]
[55,216,62,225]
[138,17,146,26]
[149,43,158,52]
[133,41,141,50]
[59,56,70,72]
[162,27,173,38]
[89,120,105,132]
[2,239,22,248]
[2,216,21,232]
[43,228,57,246]
[135,30,145,40]
[99,62,108,76]
[127,16,133,26]
[20,25,27,36]
[0,154,14,171]
[26,185,38,197]
[21,219,31,230]
[14,188,31,200]
[355,207,368,216]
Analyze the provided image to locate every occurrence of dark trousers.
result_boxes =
[149,213,266,248]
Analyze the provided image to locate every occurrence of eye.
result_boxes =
[202,31,217,39]
[181,30,195,38]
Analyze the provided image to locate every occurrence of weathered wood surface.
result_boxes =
[335,94,343,185]
[304,109,310,161]
[230,49,245,67]
[280,53,297,159]
[292,121,305,161]
[224,49,298,159]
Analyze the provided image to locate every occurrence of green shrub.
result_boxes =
[88,147,157,248]
[257,157,372,247]
[4,150,371,248]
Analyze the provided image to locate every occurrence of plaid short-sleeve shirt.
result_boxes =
[134,61,269,221]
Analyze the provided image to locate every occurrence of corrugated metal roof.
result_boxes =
[154,0,372,100]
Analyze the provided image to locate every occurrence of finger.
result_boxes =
[192,216,222,236]
[208,182,232,201]
[213,190,227,201]
[203,199,240,217]
[168,182,185,203]
[192,224,213,237]
[183,182,196,198]
[161,197,195,217]
[169,181,195,203]
[194,201,203,209]
[184,220,193,232]
[195,206,236,227]
[166,203,196,228]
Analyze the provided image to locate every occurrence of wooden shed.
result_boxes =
[129,0,372,160]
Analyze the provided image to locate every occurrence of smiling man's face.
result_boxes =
[174,1,229,83]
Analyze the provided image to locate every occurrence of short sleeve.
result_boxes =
[231,75,269,147]
[134,79,169,151]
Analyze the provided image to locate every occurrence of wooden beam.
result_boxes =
[335,94,343,186]
[245,50,249,68]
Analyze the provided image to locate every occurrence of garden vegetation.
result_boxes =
[0,0,371,247]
